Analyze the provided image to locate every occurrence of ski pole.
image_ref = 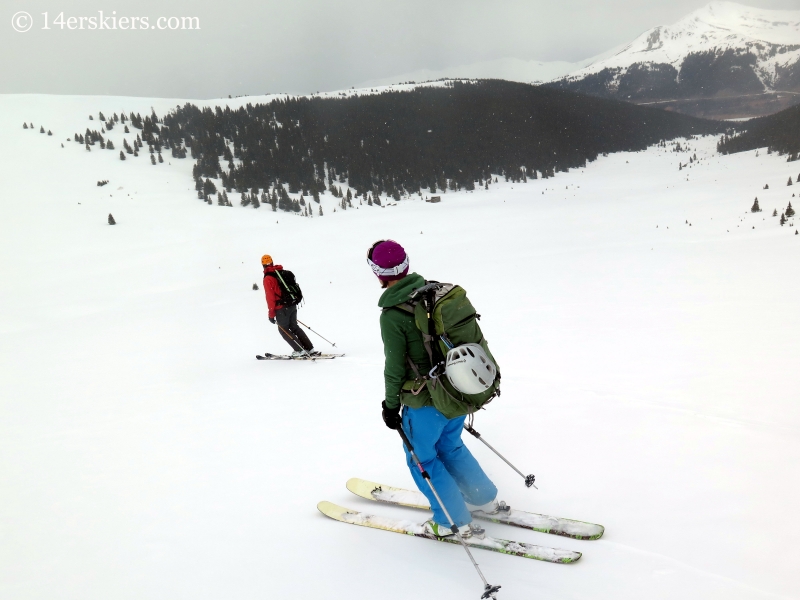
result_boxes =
[276,323,314,359]
[297,319,337,347]
[464,425,537,489]
[397,427,501,600]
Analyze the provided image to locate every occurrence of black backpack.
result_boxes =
[266,269,303,306]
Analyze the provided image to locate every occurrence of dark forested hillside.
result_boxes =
[139,80,721,198]
[717,103,800,159]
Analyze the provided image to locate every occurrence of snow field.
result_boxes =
[1,94,799,600]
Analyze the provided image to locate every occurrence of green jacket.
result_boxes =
[378,273,432,410]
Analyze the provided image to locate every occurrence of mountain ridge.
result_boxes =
[551,2,800,119]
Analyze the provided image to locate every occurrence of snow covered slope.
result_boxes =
[554,2,800,118]
[1,93,800,600]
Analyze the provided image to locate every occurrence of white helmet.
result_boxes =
[445,343,497,395]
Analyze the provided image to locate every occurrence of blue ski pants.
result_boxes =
[401,405,497,528]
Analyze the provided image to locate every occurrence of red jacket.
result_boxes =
[263,265,285,319]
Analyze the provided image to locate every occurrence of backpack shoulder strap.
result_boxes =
[381,300,417,315]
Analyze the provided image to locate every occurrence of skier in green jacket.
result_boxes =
[368,240,505,539]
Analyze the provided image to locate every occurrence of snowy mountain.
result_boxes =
[552,2,800,119]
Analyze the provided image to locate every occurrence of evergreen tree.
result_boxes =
[252,193,260,208]
[47,130,52,136]
[319,205,323,216]
[780,212,786,225]
[39,126,45,133]
[789,177,793,186]
[773,208,778,216]
[23,123,28,129]
[120,150,126,160]
[158,153,163,163]
[99,112,105,121]
[108,214,116,225]
[787,202,795,217]
[751,198,761,212]
[107,140,114,150]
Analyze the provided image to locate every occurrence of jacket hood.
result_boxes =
[378,272,425,308]
[263,264,284,273]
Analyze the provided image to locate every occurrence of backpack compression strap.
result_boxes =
[424,288,446,373]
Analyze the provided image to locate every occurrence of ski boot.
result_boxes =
[423,520,485,540]
[467,498,511,515]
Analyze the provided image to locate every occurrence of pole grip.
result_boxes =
[464,425,481,439]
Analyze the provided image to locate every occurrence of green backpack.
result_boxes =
[397,281,501,419]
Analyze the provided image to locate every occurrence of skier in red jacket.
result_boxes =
[262,254,318,357]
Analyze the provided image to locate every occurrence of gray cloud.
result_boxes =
[2,0,798,98]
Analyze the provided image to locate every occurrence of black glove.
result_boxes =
[381,401,402,430]
[269,317,276,324]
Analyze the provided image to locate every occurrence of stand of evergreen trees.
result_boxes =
[717,103,800,157]
[116,80,723,199]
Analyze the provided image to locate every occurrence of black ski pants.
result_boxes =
[275,305,313,352]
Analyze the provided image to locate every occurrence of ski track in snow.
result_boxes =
[1,94,799,600]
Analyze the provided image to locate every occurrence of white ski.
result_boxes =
[255,352,344,360]
[317,501,581,564]
[346,477,604,540]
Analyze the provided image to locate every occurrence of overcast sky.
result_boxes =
[2,0,798,98]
